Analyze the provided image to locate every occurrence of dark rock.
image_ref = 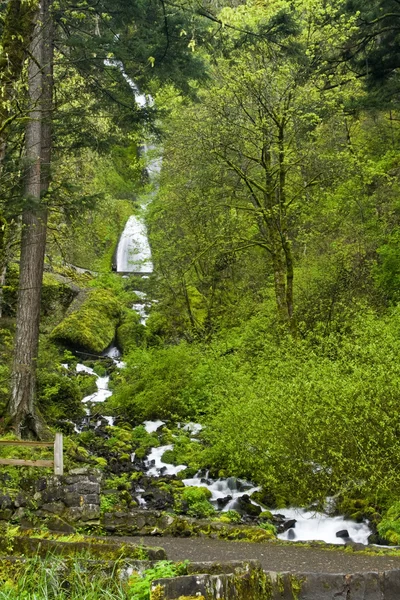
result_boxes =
[63,493,84,507]
[14,493,27,508]
[0,509,13,520]
[336,529,350,539]
[46,516,76,533]
[64,482,100,495]
[11,508,25,521]
[63,504,100,522]
[287,528,296,540]
[41,502,65,515]
[40,488,63,504]
[282,519,297,532]
[234,495,261,517]
[217,496,232,508]
[35,478,48,492]
[0,494,12,510]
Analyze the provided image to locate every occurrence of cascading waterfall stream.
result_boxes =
[70,71,373,547]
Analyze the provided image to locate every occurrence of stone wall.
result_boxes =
[0,467,101,531]
[150,565,400,599]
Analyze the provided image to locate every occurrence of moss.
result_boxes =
[177,487,215,519]
[12,536,154,561]
[336,496,379,524]
[150,585,165,600]
[50,288,123,353]
[116,309,145,353]
[289,574,305,600]
[259,511,274,521]
[163,515,277,542]
[41,273,78,316]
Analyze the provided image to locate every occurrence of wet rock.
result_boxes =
[287,528,296,540]
[282,518,297,532]
[235,495,261,518]
[217,496,233,509]
[336,529,350,540]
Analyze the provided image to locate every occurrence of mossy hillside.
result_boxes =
[50,288,123,353]
[80,424,159,464]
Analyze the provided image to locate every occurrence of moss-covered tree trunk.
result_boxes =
[9,0,53,438]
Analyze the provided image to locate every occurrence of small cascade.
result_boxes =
[77,363,113,404]
[145,444,187,477]
[182,473,260,509]
[272,507,371,546]
[138,421,373,545]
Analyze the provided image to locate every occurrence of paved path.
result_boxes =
[119,536,400,574]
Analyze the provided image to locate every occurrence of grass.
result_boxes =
[0,555,188,599]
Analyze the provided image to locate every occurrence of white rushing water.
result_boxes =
[116,216,153,273]
[145,444,187,477]
[76,364,113,403]
[183,474,260,507]
[272,507,371,545]
[144,420,165,433]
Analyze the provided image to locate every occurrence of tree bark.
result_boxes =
[9,0,53,438]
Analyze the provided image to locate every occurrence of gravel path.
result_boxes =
[118,536,400,574]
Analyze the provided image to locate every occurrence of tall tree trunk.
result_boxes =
[9,0,53,438]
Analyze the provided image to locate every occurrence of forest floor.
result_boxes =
[112,535,400,574]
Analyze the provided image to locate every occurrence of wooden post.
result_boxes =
[54,432,63,475]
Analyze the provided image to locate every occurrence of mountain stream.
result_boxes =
[69,80,372,547]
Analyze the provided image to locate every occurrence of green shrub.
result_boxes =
[178,486,215,518]
[0,554,186,600]
[116,309,145,353]
[109,343,206,421]
[378,502,400,545]
[218,510,242,523]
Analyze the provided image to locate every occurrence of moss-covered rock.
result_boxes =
[41,273,80,316]
[177,487,215,519]
[50,288,123,353]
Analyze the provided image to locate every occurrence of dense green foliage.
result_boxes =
[3,0,400,542]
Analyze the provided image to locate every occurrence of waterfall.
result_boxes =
[116,216,153,273]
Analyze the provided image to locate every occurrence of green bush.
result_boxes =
[178,486,215,518]
[116,309,145,353]
[109,343,207,422]
[378,502,400,545]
